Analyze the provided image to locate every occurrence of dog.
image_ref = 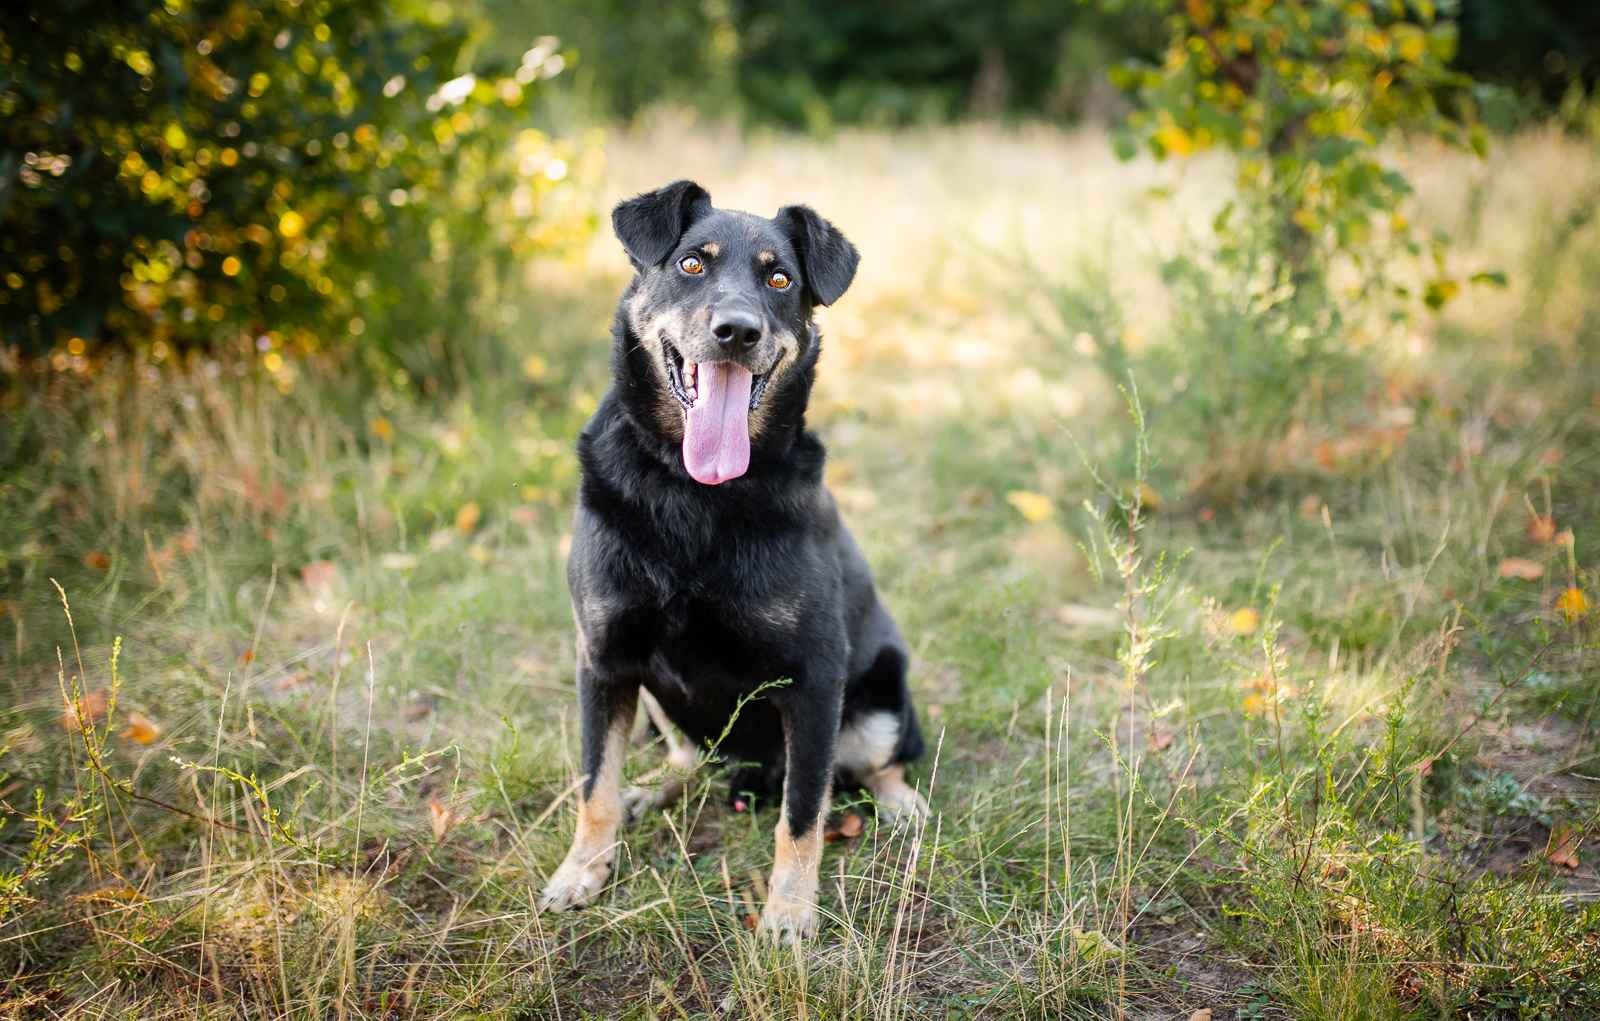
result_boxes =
[537,180,928,941]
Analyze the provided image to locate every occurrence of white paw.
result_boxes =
[873,784,929,827]
[537,852,614,913]
[620,784,661,822]
[757,894,817,944]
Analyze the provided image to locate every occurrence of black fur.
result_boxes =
[567,183,921,838]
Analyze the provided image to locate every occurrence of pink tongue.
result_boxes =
[683,361,753,485]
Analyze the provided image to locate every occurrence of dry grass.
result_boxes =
[2,119,1599,1019]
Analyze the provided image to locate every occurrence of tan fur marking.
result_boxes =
[702,241,720,258]
[747,332,799,440]
[862,762,929,825]
[758,781,830,941]
[539,700,636,912]
[757,250,776,265]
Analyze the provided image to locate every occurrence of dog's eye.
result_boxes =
[679,254,704,275]
[767,270,792,291]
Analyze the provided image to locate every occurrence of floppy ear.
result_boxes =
[776,204,860,307]
[612,180,712,268]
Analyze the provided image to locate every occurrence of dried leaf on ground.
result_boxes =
[1546,824,1581,869]
[1527,514,1558,544]
[1229,607,1260,634]
[1005,490,1055,523]
[62,688,110,732]
[121,712,161,744]
[825,813,865,842]
[428,798,460,841]
[1497,557,1545,580]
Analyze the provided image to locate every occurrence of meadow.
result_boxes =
[2,119,1598,1019]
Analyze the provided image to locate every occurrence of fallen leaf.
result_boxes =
[1189,1010,1214,1021]
[1557,587,1589,622]
[301,559,339,593]
[455,502,482,535]
[1497,557,1545,581]
[1005,490,1055,523]
[84,551,111,571]
[121,712,161,745]
[825,813,865,843]
[1229,607,1260,635]
[1546,824,1581,870]
[428,798,460,841]
[1527,514,1558,544]
[62,688,110,732]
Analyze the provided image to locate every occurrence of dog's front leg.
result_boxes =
[538,668,637,913]
[759,682,843,943]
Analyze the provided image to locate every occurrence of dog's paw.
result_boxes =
[620,784,662,822]
[757,894,817,944]
[537,854,613,913]
[872,783,929,828]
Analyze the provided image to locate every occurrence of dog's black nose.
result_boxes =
[711,308,762,349]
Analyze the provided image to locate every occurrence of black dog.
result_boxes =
[538,181,927,940]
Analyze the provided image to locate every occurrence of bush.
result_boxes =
[0,0,594,386]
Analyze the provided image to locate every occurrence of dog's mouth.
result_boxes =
[662,337,776,486]
[662,339,774,413]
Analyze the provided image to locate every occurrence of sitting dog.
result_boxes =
[538,180,928,941]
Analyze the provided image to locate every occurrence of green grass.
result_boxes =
[2,122,1599,1019]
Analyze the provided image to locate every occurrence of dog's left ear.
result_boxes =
[776,205,859,307]
[613,180,712,268]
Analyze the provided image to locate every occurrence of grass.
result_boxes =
[2,119,1599,1019]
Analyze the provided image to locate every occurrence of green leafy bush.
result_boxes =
[1,0,593,386]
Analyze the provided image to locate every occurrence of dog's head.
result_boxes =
[609,180,859,485]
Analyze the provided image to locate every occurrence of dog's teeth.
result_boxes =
[685,361,697,385]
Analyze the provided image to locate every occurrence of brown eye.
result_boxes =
[679,254,704,275]
[767,270,791,290]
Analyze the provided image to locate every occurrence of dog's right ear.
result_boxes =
[612,180,712,269]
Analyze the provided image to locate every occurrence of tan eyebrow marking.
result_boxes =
[702,241,720,258]
[757,250,776,265]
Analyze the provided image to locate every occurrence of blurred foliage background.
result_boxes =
[2,0,1598,381]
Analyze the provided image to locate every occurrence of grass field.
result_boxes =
[3,120,1599,1019]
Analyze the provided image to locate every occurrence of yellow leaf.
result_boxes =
[1229,607,1260,634]
[455,501,482,534]
[121,712,161,745]
[277,211,306,239]
[1557,587,1589,622]
[1005,490,1055,523]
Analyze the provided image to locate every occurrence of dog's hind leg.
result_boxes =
[620,688,700,820]
[539,667,637,913]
